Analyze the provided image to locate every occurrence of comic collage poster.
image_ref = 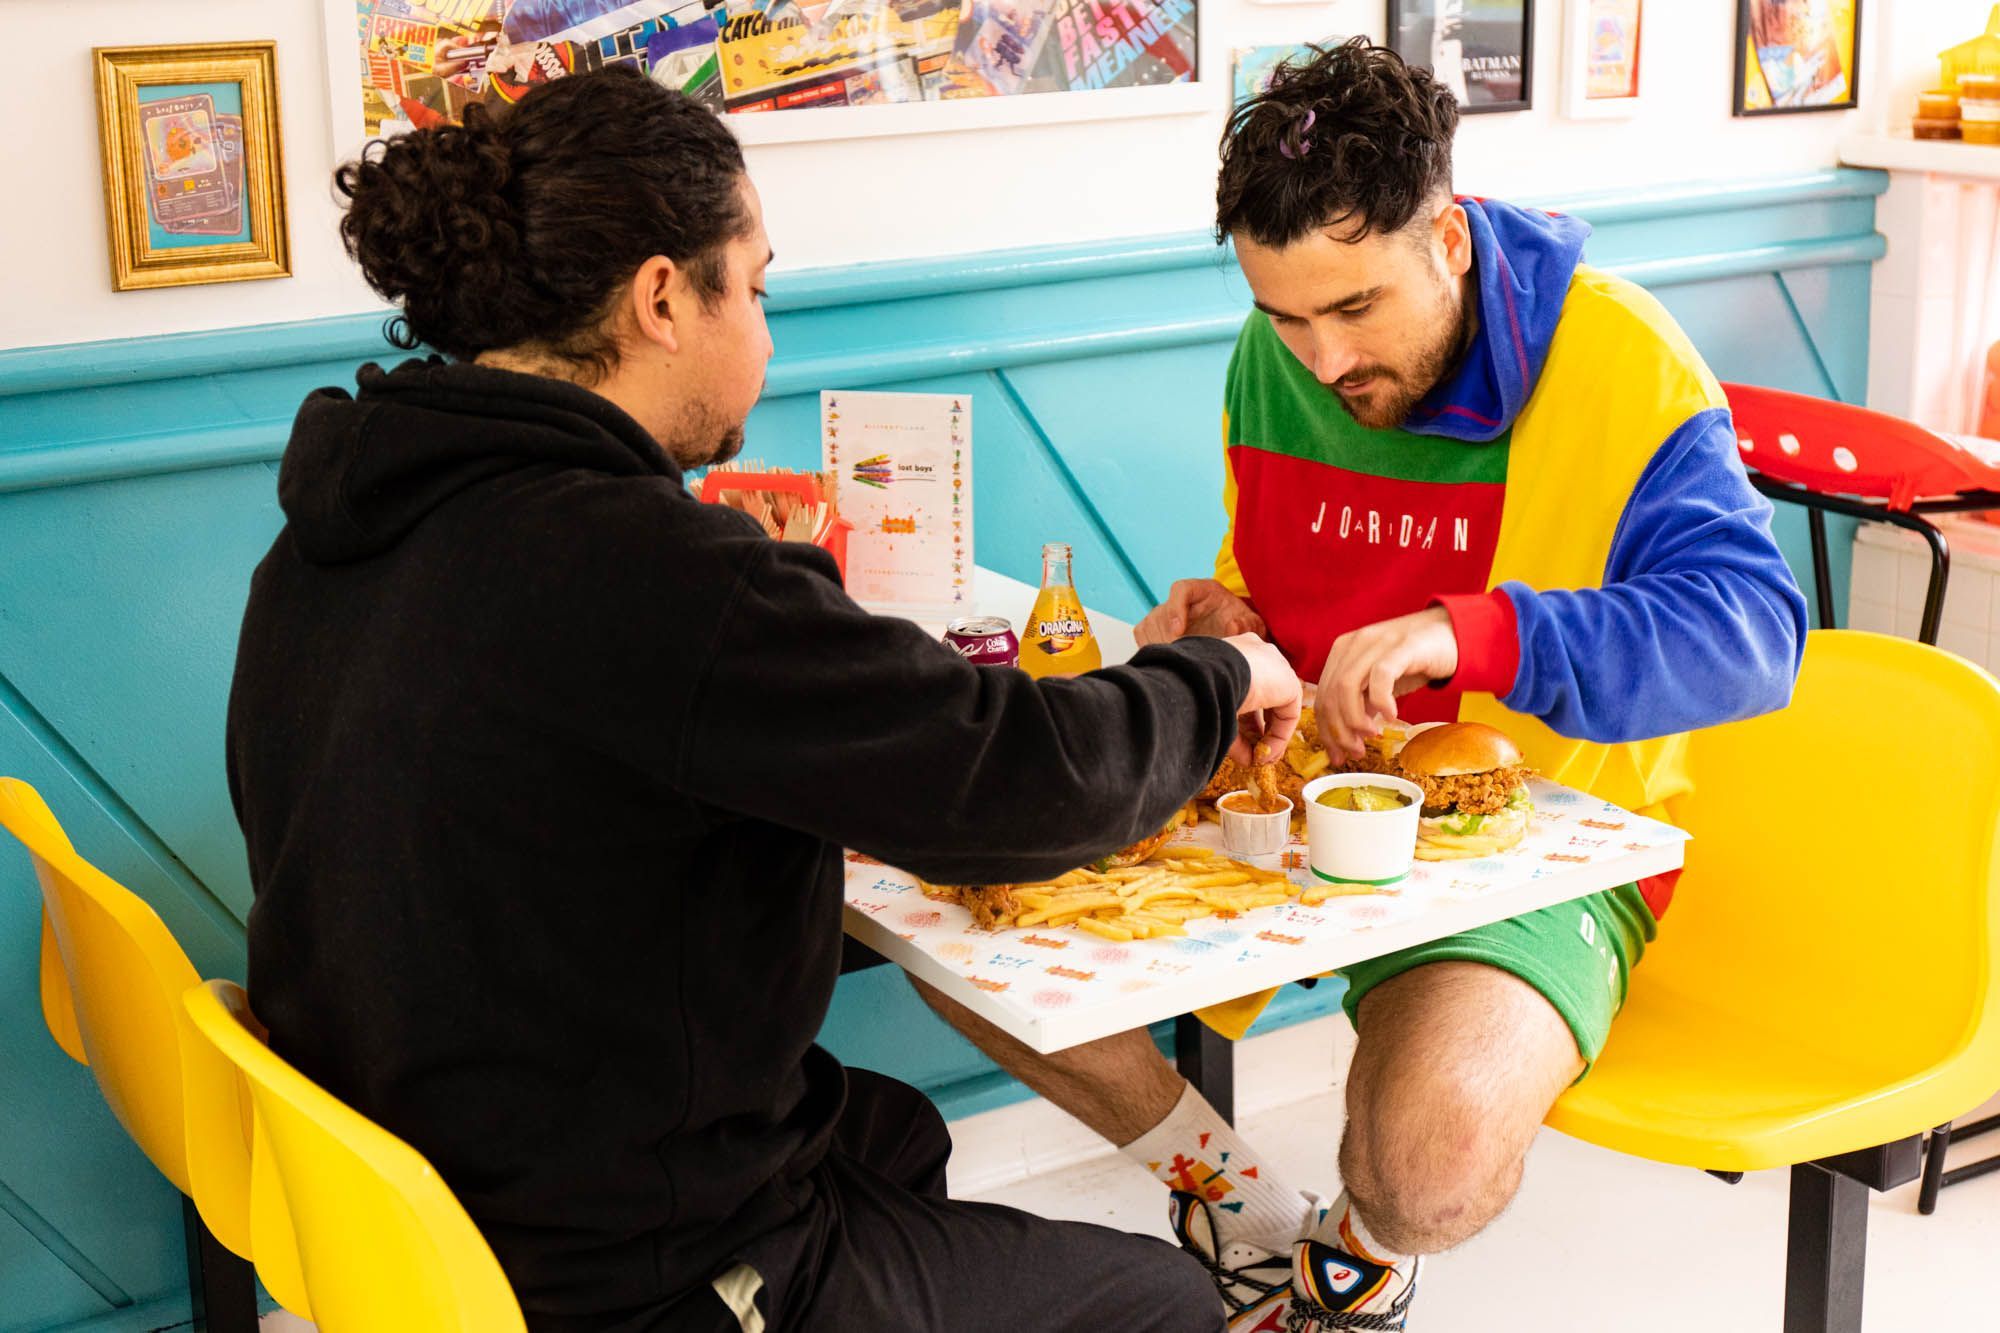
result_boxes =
[349,0,1196,132]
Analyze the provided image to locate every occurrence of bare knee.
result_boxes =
[1335,963,1581,1253]
[1339,1081,1526,1253]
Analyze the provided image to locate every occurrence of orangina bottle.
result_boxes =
[1021,542,1103,678]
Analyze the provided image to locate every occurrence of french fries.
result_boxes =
[928,849,1328,939]
[919,707,1403,939]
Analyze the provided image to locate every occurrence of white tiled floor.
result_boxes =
[955,1017,2000,1333]
[258,1014,2000,1331]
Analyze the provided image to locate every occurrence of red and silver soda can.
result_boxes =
[943,616,1020,668]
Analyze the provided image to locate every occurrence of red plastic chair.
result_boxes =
[1725,382,2000,645]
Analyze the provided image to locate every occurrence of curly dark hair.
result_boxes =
[335,68,750,375]
[1217,37,1459,248]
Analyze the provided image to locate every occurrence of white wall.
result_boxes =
[1,0,1907,352]
[1864,0,1990,132]
[1859,1,1997,428]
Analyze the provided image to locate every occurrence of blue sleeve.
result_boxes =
[1498,407,1808,743]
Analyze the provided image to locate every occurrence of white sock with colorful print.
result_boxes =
[1311,1189,1404,1268]
[1122,1082,1315,1253]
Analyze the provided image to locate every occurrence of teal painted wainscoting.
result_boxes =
[0,167,1883,1331]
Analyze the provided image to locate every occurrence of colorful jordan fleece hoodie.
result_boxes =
[1216,198,1808,918]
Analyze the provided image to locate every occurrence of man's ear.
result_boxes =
[1435,202,1473,280]
[629,255,682,356]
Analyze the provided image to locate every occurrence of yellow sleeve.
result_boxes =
[1213,413,1251,599]
[1194,986,1280,1041]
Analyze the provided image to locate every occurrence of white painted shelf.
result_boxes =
[1841,131,2000,180]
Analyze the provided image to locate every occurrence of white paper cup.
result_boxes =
[1301,773,1425,886]
[1217,790,1293,857]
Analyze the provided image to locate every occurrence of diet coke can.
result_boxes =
[943,616,1020,668]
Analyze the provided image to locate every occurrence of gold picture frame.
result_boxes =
[93,42,290,292]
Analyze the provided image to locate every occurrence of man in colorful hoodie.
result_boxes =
[914,38,1807,1332]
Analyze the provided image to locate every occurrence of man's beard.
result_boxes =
[662,397,750,470]
[1330,296,1474,431]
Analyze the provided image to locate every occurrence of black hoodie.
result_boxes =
[227,358,1249,1323]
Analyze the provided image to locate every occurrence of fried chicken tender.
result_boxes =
[1251,763,1283,812]
[948,884,1020,930]
[1334,746,1400,778]
[1199,757,1245,801]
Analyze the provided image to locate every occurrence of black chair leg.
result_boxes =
[1807,508,1836,631]
[1174,1013,1236,1126]
[183,1195,259,1333]
[1917,1120,1954,1215]
[1784,1163,1868,1333]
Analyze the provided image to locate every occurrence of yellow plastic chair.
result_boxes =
[0,777,263,1332]
[182,979,527,1333]
[1548,630,2000,1332]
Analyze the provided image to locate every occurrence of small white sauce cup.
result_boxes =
[1218,790,1294,857]
[1301,773,1426,886]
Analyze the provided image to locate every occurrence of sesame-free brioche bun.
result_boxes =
[1396,722,1525,778]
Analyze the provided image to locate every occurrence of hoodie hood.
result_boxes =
[277,357,676,565]
[1405,197,1591,444]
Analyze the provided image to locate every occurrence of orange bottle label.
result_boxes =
[1022,587,1102,677]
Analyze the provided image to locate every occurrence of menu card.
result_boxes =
[822,390,971,617]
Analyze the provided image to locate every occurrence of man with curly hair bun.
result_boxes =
[915,37,1807,1331]
[228,67,1306,1333]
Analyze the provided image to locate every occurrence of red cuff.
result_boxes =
[1432,588,1521,697]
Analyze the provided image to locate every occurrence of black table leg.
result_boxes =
[183,1195,258,1333]
[1784,1163,1868,1333]
[1174,1013,1235,1125]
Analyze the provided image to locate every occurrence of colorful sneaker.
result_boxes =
[1287,1239,1420,1331]
[1165,1188,1297,1330]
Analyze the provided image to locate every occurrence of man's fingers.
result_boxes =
[1260,693,1301,755]
[1340,662,1379,746]
[1366,661,1400,724]
[1229,716,1260,767]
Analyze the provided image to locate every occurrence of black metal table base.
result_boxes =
[183,1196,259,1333]
[1174,1013,1236,1125]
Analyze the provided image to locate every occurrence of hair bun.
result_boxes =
[331,72,750,373]
[335,105,532,357]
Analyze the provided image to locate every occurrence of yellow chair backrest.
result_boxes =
[175,960,312,1317]
[182,980,526,1333]
[0,776,267,1270]
[1647,630,2000,1098]
[1,777,202,1195]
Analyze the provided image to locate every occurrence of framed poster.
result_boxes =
[1562,0,1643,119]
[325,0,1205,155]
[1387,0,1532,115]
[1231,41,1343,106]
[93,43,290,291]
[1734,0,1861,115]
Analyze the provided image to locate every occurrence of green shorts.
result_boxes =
[1337,883,1658,1074]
